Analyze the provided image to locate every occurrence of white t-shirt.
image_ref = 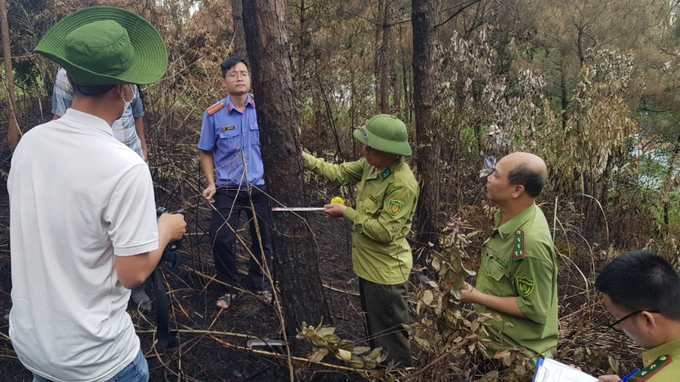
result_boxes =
[8,109,159,381]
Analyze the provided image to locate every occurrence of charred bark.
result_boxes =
[379,7,391,113]
[1,0,18,149]
[241,0,331,337]
[230,0,247,57]
[390,26,401,118]
[412,0,440,249]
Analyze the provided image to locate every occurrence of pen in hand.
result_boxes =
[619,368,640,382]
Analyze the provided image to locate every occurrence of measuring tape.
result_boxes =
[271,197,344,212]
[271,207,325,212]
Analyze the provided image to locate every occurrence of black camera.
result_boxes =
[155,207,185,270]
[152,207,186,349]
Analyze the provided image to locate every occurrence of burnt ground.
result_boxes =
[0,184,643,382]
[0,184,368,381]
[0,107,372,382]
[0,111,644,381]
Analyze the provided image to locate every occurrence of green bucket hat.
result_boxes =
[34,6,168,86]
[353,114,412,156]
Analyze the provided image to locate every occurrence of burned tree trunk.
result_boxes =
[412,0,440,249]
[391,26,404,119]
[1,0,19,149]
[375,0,391,113]
[230,0,247,57]
[241,0,331,336]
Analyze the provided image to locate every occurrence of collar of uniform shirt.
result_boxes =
[494,204,537,240]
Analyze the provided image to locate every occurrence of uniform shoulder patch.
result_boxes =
[388,200,404,217]
[515,276,535,297]
[628,354,672,382]
[206,102,225,115]
[513,229,525,262]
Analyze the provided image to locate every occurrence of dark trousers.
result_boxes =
[209,185,273,293]
[359,277,412,367]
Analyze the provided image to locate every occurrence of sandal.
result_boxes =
[256,289,273,303]
[216,293,238,309]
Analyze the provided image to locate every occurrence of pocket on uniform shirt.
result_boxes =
[486,259,507,282]
[363,203,380,217]
[217,129,240,151]
[484,258,514,296]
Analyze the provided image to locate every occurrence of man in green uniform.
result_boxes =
[595,250,680,382]
[302,114,419,367]
[460,152,559,358]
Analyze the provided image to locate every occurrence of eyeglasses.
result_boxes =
[356,126,372,148]
[226,71,250,80]
[606,310,661,332]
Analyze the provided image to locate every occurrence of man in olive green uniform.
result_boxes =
[302,114,419,367]
[460,152,558,358]
[595,250,680,382]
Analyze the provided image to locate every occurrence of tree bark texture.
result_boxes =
[241,0,332,335]
[1,0,19,150]
[296,0,311,87]
[559,57,568,131]
[402,53,411,124]
[230,0,247,57]
[374,0,388,113]
[378,0,391,113]
[412,0,440,248]
[390,27,401,118]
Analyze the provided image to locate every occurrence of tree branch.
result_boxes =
[406,337,472,380]
[434,0,482,30]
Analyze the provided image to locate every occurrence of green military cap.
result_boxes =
[353,114,412,156]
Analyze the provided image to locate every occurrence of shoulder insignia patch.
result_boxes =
[379,167,393,180]
[513,229,525,262]
[206,102,225,115]
[628,354,672,381]
[515,276,535,297]
[388,200,405,217]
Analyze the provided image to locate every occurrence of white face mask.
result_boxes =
[121,84,134,110]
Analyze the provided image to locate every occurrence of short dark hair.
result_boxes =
[220,56,249,78]
[507,164,545,197]
[72,83,116,97]
[67,72,116,97]
[595,250,680,320]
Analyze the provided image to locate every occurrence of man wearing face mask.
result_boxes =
[8,6,185,381]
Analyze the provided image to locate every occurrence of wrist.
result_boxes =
[471,289,486,305]
[157,224,173,248]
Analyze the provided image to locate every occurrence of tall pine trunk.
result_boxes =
[241,0,331,338]
[1,0,19,149]
[230,0,247,57]
[412,0,440,249]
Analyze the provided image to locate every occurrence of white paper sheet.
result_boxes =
[532,358,598,382]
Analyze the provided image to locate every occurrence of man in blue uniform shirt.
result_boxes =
[198,56,273,309]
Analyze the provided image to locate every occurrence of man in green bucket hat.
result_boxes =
[8,7,186,381]
[302,114,420,367]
